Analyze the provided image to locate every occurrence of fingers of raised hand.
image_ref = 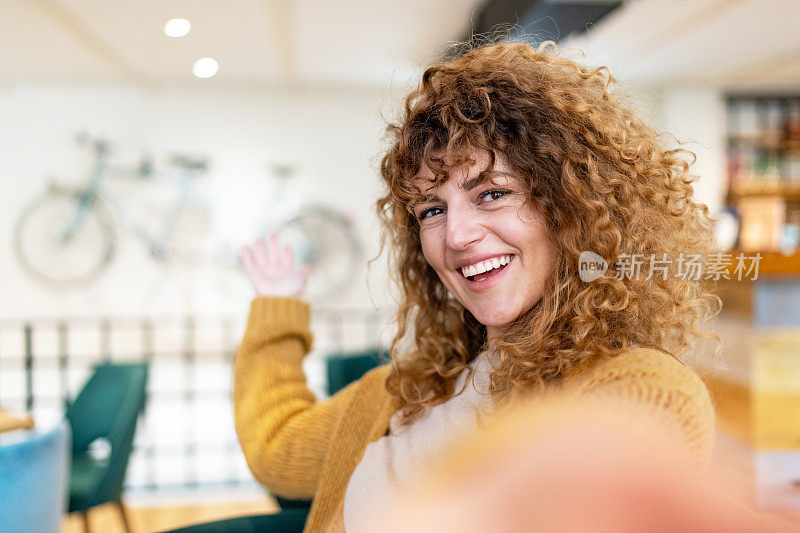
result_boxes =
[300,264,313,289]
[241,244,256,276]
[255,235,275,272]
[284,244,294,270]
[270,233,297,271]
[253,236,272,271]
[245,234,299,276]
[240,233,310,297]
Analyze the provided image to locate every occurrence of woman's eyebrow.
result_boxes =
[456,172,513,192]
[412,172,513,207]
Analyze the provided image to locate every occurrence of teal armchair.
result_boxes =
[66,361,149,533]
[325,348,386,396]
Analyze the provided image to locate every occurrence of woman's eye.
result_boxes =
[480,189,511,203]
[418,207,444,220]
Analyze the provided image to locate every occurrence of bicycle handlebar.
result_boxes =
[75,131,109,157]
[169,155,208,172]
[74,131,208,175]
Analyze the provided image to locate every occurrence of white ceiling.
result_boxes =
[563,0,800,89]
[0,0,485,88]
[2,0,799,89]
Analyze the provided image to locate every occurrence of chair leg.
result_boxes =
[115,499,133,533]
[81,511,91,533]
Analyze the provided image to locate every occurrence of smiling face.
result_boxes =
[411,151,556,343]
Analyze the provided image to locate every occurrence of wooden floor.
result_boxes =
[62,497,279,533]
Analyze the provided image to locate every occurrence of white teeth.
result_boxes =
[460,255,513,278]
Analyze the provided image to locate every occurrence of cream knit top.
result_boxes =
[343,351,498,532]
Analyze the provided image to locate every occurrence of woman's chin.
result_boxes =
[473,311,517,332]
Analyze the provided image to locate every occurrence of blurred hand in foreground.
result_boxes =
[241,233,312,298]
[375,395,797,533]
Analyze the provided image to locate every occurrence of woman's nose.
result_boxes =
[445,204,485,250]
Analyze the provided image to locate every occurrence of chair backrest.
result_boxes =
[65,361,148,504]
[0,422,70,533]
[326,348,386,396]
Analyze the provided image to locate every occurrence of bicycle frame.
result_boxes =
[58,157,106,243]
[18,137,362,297]
[59,144,207,262]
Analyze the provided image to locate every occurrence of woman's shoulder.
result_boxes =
[569,347,710,399]
[565,347,716,467]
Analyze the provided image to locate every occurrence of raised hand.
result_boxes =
[241,233,312,297]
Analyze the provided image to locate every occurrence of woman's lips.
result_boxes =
[463,256,513,292]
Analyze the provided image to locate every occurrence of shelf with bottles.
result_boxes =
[724,95,800,260]
[727,134,800,152]
[726,95,800,194]
[727,179,800,201]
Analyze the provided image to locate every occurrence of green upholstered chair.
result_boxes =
[162,508,311,533]
[66,361,149,533]
[166,348,385,533]
[326,348,386,396]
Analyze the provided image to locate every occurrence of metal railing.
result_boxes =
[0,307,390,493]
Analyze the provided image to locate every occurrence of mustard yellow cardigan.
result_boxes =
[233,297,716,532]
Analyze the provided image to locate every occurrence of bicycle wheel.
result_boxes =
[14,188,116,285]
[274,206,363,302]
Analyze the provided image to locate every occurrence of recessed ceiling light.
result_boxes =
[193,58,219,79]
[164,18,191,38]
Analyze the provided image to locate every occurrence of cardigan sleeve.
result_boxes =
[233,296,362,499]
[571,347,716,468]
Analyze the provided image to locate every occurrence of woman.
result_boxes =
[235,41,718,532]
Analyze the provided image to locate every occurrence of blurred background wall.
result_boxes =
[3,0,791,319]
[0,83,395,317]
[0,0,797,317]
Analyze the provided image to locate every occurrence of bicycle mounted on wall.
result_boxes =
[14,133,363,302]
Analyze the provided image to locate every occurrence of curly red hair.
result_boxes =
[375,41,720,425]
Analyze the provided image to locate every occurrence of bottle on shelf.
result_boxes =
[780,209,800,256]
